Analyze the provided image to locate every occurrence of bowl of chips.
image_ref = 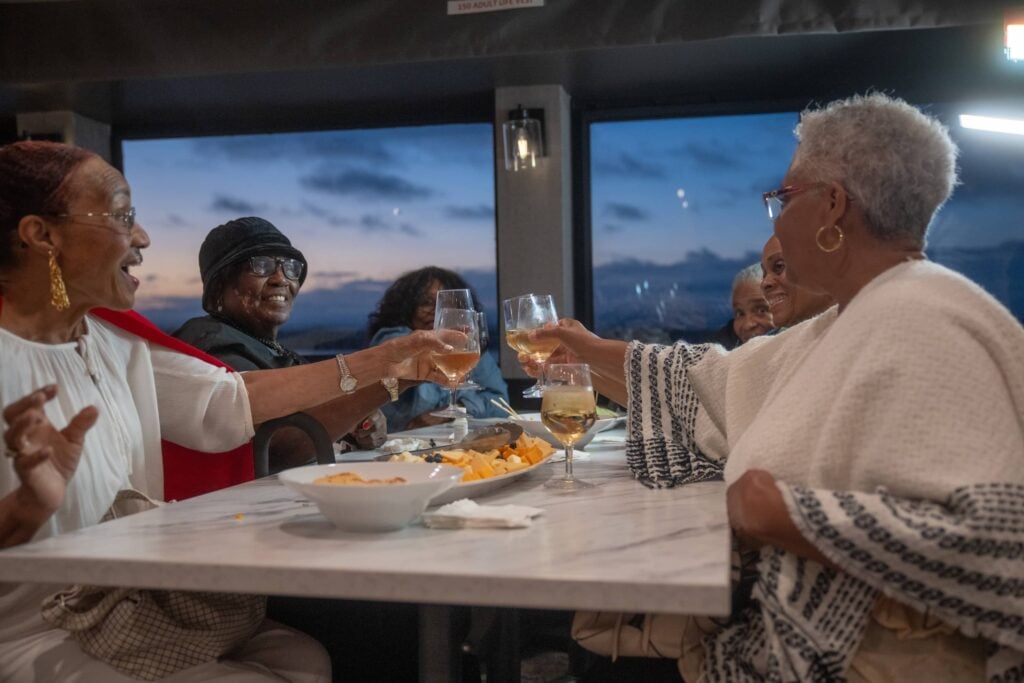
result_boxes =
[279,462,463,532]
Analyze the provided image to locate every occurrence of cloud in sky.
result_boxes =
[314,270,360,279]
[444,204,494,220]
[301,169,433,201]
[358,214,423,237]
[604,202,649,222]
[209,194,265,213]
[200,133,393,165]
[593,152,666,179]
[603,223,624,234]
[167,213,188,226]
[672,142,741,170]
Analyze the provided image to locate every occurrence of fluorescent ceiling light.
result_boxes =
[1008,23,1024,61]
[959,114,1024,136]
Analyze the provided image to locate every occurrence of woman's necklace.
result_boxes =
[211,314,305,365]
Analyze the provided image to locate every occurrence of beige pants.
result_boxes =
[576,599,988,683]
[0,618,331,683]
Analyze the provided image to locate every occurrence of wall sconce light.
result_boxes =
[502,106,545,171]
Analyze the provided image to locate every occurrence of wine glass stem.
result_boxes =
[448,382,458,412]
[564,444,574,480]
[530,359,547,393]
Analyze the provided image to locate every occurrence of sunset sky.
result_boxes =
[122,104,1023,331]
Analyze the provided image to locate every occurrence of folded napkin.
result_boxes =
[421,499,545,529]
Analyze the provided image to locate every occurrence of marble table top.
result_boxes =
[0,430,731,616]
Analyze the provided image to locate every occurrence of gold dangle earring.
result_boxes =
[815,224,844,253]
[48,250,70,311]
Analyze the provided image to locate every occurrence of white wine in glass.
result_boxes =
[502,294,558,398]
[457,311,487,391]
[541,363,597,491]
[430,308,481,419]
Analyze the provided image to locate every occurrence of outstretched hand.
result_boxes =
[517,318,597,378]
[3,385,98,515]
[376,330,454,384]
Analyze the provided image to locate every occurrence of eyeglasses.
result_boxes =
[50,207,137,232]
[248,255,304,280]
[761,185,818,220]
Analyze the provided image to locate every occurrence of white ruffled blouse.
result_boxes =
[0,314,254,644]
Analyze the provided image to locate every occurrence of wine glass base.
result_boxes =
[430,407,467,419]
[543,477,596,491]
[521,385,543,398]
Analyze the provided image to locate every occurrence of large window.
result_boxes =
[589,107,1024,342]
[123,124,496,354]
[590,112,799,342]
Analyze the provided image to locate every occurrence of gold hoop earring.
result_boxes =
[48,251,70,311]
[815,225,844,253]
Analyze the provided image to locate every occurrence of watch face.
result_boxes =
[341,376,359,393]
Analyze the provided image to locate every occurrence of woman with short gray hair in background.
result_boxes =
[711,262,774,349]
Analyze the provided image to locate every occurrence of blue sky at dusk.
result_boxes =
[123,124,497,322]
[122,106,1023,336]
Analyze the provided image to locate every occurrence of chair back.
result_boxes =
[252,412,334,478]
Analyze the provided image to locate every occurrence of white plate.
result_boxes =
[429,450,555,505]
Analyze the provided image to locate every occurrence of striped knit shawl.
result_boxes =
[624,261,1024,681]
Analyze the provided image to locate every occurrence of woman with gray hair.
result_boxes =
[712,262,774,349]
[527,93,1024,681]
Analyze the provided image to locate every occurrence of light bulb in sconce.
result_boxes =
[515,128,532,164]
[502,106,545,172]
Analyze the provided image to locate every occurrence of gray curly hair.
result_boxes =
[791,93,959,246]
[732,262,763,292]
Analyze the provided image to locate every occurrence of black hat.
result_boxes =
[198,217,307,312]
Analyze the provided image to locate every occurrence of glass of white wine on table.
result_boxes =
[503,294,559,398]
[541,363,597,491]
[430,308,482,419]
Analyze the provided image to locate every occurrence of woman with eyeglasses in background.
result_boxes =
[367,266,509,431]
[173,217,388,473]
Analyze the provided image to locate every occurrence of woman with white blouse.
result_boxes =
[0,141,449,682]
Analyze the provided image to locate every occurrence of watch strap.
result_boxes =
[381,377,399,402]
[335,354,358,394]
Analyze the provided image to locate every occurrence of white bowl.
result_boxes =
[279,463,463,532]
[510,413,624,449]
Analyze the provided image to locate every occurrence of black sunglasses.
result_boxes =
[248,256,304,280]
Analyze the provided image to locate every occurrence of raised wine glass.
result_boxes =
[457,311,487,392]
[541,363,597,491]
[503,294,559,398]
[433,289,474,328]
[430,308,481,419]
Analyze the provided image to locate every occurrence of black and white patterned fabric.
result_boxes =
[623,325,1024,681]
[624,341,724,487]
[705,548,879,682]
[781,483,1024,681]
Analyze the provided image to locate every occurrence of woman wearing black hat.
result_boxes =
[174,218,386,472]
[175,216,312,371]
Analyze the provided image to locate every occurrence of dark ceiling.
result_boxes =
[0,1,1019,139]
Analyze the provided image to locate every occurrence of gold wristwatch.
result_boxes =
[381,377,399,402]
[335,354,358,394]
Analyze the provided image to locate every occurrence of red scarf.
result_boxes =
[0,298,254,500]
